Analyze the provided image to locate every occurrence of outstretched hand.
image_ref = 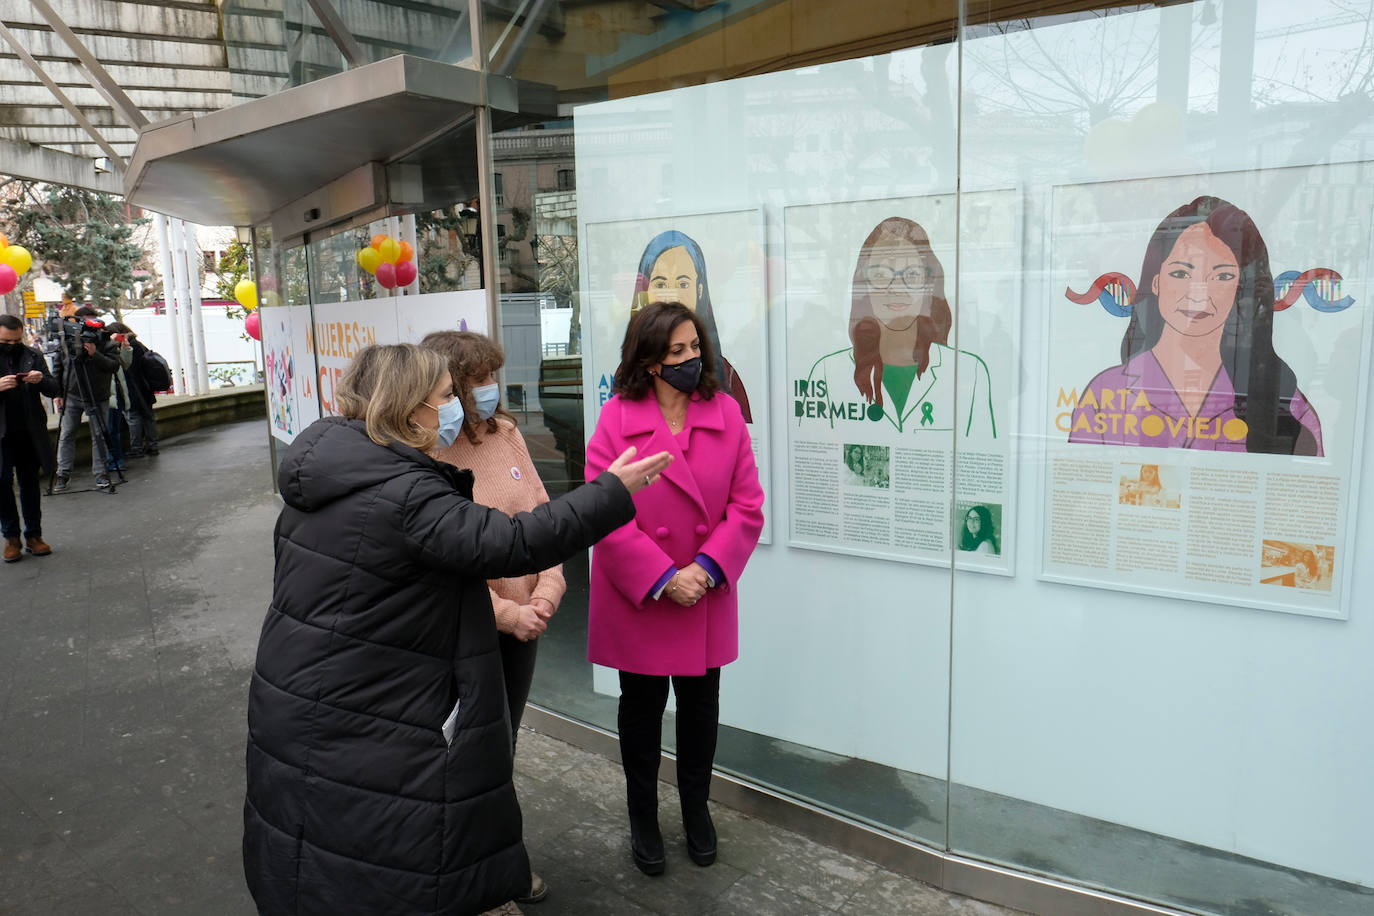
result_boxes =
[608,446,672,494]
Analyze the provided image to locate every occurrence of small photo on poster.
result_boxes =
[954,501,1003,557]
[842,443,890,489]
[1117,462,1181,509]
[1260,540,1334,592]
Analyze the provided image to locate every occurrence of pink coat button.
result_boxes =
[655,527,670,539]
[695,524,709,536]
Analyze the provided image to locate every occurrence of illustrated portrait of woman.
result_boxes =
[958,505,999,556]
[634,230,753,422]
[803,217,996,436]
[1070,196,1323,455]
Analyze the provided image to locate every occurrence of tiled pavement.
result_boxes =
[0,419,1018,916]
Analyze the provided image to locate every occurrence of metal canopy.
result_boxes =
[123,55,517,228]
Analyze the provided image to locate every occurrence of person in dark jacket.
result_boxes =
[0,315,59,562]
[243,343,671,916]
[52,306,120,490]
[120,328,160,456]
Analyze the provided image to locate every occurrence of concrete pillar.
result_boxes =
[154,213,187,394]
[183,222,211,392]
[167,217,199,394]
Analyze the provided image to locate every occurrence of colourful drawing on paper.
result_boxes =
[1064,196,1328,456]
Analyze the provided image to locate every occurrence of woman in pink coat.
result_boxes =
[586,301,765,877]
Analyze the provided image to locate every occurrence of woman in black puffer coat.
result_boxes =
[243,344,671,916]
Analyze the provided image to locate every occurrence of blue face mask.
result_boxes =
[473,383,500,419]
[425,396,466,447]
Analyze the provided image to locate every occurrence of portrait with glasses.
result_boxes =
[799,215,997,437]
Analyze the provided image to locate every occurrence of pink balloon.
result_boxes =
[375,261,397,289]
[245,311,262,341]
[394,260,417,287]
[0,264,15,294]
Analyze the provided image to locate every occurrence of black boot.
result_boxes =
[674,669,721,866]
[619,672,668,876]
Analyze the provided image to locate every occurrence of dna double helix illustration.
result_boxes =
[1065,268,1354,315]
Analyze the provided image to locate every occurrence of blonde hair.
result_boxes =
[337,344,447,451]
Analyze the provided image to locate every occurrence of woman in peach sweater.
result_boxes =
[423,330,562,910]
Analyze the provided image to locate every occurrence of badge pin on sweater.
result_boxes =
[510,466,521,480]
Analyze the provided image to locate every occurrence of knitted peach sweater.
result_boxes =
[431,417,566,633]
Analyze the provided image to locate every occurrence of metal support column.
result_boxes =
[469,0,502,341]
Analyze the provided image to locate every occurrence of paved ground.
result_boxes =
[0,419,1018,916]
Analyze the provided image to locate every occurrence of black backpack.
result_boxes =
[140,348,173,391]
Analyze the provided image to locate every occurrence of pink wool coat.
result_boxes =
[586,392,765,676]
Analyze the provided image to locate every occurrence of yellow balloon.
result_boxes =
[358,246,382,274]
[262,290,282,309]
[378,237,401,265]
[234,278,258,310]
[4,245,32,275]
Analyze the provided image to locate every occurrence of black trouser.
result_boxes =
[0,434,42,539]
[617,668,721,825]
[498,632,539,751]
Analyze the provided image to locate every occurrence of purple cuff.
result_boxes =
[649,565,676,601]
[695,553,724,588]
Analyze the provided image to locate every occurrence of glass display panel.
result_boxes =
[949,2,1374,913]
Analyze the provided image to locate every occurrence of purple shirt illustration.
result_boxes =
[1069,351,1323,454]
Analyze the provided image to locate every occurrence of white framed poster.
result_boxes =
[784,192,1020,571]
[583,209,772,542]
[311,290,489,417]
[262,304,319,445]
[1042,164,1374,618]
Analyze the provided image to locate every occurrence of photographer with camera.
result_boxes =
[105,322,161,457]
[0,315,59,562]
[53,306,120,491]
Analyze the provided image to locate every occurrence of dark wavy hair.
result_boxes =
[1122,196,1305,455]
[420,330,516,446]
[613,301,720,401]
[633,230,729,388]
[959,505,999,554]
[850,217,953,407]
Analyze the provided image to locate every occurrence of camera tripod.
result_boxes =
[46,334,127,496]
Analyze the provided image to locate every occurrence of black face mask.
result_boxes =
[659,356,702,394]
[0,342,20,359]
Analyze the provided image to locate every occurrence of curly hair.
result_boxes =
[420,330,516,446]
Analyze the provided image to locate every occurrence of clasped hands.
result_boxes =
[510,596,557,642]
[666,561,711,607]
[0,370,43,391]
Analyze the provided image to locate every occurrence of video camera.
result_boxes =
[48,314,111,357]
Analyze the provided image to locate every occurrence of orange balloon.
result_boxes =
[398,240,414,263]
[371,233,387,250]
[0,233,7,249]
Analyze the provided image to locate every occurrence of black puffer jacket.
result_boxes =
[244,416,635,915]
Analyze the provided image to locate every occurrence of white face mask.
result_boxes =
[425,397,466,447]
[473,383,500,419]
